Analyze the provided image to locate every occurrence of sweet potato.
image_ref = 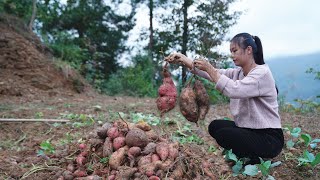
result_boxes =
[62,170,74,180]
[149,176,160,180]
[128,146,141,167]
[73,169,87,177]
[142,142,157,155]
[155,142,169,161]
[107,175,115,180]
[156,65,177,116]
[170,161,185,179]
[115,166,138,180]
[97,122,113,139]
[76,155,86,167]
[66,163,75,173]
[151,154,160,162]
[125,128,149,148]
[103,137,113,157]
[194,79,210,120]
[139,161,162,177]
[156,96,176,116]
[109,146,129,170]
[107,127,120,140]
[136,121,151,131]
[137,154,152,167]
[168,143,179,160]
[128,146,141,158]
[113,137,126,150]
[179,85,198,123]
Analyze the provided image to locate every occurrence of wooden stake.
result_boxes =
[0,118,70,122]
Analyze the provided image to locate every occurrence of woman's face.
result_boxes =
[230,42,252,67]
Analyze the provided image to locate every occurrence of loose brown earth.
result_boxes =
[0,14,319,179]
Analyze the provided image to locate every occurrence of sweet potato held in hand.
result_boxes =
[156,63,177,116]
[179,83,199,123]
[194,79,210,120]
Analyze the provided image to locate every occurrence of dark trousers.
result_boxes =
[208,120,284,164]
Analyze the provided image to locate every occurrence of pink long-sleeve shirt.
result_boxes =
[215,64,281,129]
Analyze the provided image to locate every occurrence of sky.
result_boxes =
[218,0,320,59]
[128,0,320,60]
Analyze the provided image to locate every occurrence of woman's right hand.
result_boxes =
[164,53,187,64]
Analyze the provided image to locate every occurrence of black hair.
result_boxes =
[231,33,279,94]
[231,33,265,65]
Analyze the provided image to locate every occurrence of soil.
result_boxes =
[0,14,319,180]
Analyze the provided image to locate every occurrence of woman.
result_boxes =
[165,33,284,164]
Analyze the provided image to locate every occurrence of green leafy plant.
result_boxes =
[224,149,281,178]
[38,140,55,155]
[283,126,301,148]
[300,133,320,149]
[34,112,44,119]
[130,112,160,126]
[297,150,320,167]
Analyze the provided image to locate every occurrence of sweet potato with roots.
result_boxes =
[179,83,199,123]
[194,79,210,120]
[156,63,177,116]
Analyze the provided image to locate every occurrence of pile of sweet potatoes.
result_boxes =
[179,78,210,124]
[58,120,181,180]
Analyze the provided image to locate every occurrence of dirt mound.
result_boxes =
[0,14,94,99]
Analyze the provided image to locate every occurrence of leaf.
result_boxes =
[270,161,282,168]
[291,127,301,138]
[304,150,315,161]
[266,175,276,180]
[226,150,238,162]
[243,165,259,176]
[258,164,269,176]
[311,153,320,167]
[232,161,243,175]
[301,134,312,146]
[263,160,272,170]
[311,138,320,143]
[286,140,295,148]
[310,143,317,149]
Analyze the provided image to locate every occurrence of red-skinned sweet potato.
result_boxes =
[113,137,126,150]
[155,142,169,161]
[156,65,177,116]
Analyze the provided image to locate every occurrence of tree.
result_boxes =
[37,0,136,79]
[155,0,240,85]
[28,0,37,31]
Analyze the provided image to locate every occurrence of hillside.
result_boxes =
[267,52,320,104]
[0,14,95,100]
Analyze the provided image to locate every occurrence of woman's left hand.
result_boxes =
[193,59,214,72]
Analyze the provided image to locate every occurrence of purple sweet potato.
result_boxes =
[97,122,113,139]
